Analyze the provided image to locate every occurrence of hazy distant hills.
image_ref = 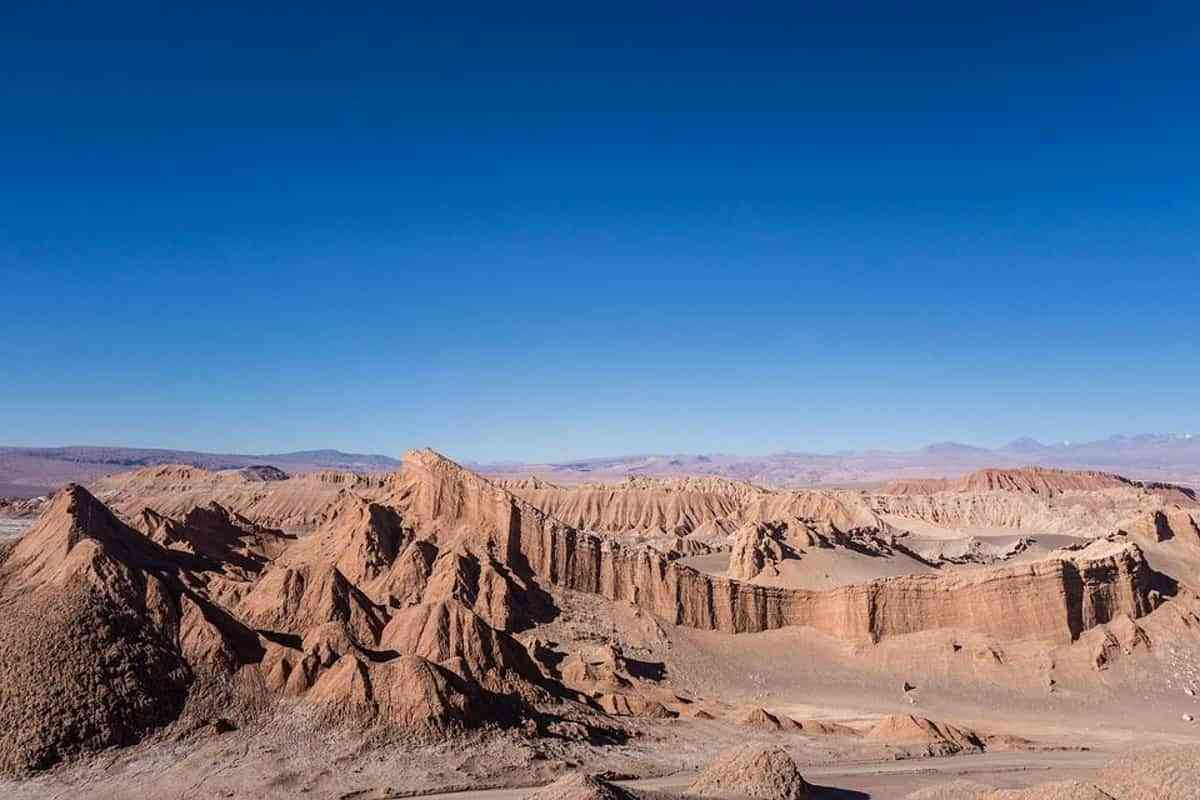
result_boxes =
[1,433,1197,497]
[472,433,1200,489]
[0,446,401,496]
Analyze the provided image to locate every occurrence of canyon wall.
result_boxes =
[510,520,1155,643]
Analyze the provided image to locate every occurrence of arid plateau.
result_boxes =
[2,450,1199,799]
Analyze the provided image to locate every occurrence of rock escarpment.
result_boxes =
[508,507,1157,642]
[2,449,1179,777]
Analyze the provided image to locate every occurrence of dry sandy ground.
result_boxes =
[416,751,1112,800]
[0,715,1134,800]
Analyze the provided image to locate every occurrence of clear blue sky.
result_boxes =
[3,2,1198,462]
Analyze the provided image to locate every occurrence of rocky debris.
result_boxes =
[791,718,860,737]
[1082,613,1153,671]
[0,495,47,519]
[0,485,194,772]
[727,518,907,581]
[729,522,796,580]
[137,501,293,578]
[525,772,636,800]
[560,644,633,691]
[735,706,801,731]
[866,715,985,756]
[1119,507,1200,544]
[595,693,674,718]
[917,536,1034,566]
[689,744,811,799]
[904,780,1111,799]
[1092,744,1200,800]
[985,783,1112,799]
[902,781,994,800]
[296,490,412,588]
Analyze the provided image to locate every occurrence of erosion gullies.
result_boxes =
[0,450,1191,778]
[516,519,1157,641]
[92,464,396,528]
[391,452,1162,643]
[0,476,555,775]
[874,467,1199,535]
[883,466,1195,498]
[498,474,768,536]
[0,486,195,772]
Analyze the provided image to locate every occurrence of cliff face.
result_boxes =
[510,522,1154,643]
[866,490,1169,535]
[0,450,1176,776]
[394,454,1158,645]
[81,451,1164,648]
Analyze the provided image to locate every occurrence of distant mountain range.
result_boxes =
[1,433,1197,497]
[471,433,1200,489]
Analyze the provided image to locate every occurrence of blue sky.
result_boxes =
[2,3,1198,462]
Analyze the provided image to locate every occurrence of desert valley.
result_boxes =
[1,448,1197,799]
[8,3,1200,797]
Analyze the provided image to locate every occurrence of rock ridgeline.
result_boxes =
[400,451,1160,644]
[884,466,1197,501]
[0,449,1174,775]
[0,471,546,774]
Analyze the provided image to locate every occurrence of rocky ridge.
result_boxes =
[0,451,1190,776]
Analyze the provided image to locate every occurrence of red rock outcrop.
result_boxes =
[510,506,1156,642]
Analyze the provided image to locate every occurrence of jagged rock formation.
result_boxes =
[727,518,931,585]
[729,522,797,580]
[866,715,985,756]
[1119,506,1200,544]
[0,495,46,519]
[884,466,1197,502]
[1,450,1187,778]
[689,744,811,799]
[525,772,636,800]
[0,470,552,774]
